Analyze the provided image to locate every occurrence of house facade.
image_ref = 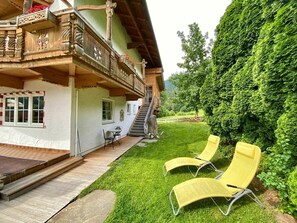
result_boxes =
[0,0,164,156]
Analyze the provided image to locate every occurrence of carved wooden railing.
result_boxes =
[0,9,145,96]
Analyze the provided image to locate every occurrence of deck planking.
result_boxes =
[0,136,142,223]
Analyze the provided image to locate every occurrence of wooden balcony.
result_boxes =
[0,9,145,98]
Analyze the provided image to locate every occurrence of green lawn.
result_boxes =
[157,110,205,122]
[80,122,275,223]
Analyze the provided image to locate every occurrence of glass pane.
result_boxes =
[18,97,28,109]
[106,102,111,110]
[32,110,43,123]
[24,97,29,109]
[102,110,107,120]
[5,98,14,109]
[5,110,14,122]
[106,111,111,120]
[33,96,44,109]
[38,110,44,123]
[5,98,15,122]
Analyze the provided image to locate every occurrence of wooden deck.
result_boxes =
[0,136,143,223]
[0,144,69,161]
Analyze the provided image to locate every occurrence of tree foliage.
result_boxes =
[169,23,212,115]
[200,0,297,215]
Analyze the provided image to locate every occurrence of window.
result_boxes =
[127,103,131,115]
[102,99,113,122]
[3,94,44,127]
[133,104,137,114]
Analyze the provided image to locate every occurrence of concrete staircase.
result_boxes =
[0,157,83,201]
[128,105,149,137]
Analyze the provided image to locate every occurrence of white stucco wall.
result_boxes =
[77,87,141,154]
[0,80,72,150]
[50,0,74,11]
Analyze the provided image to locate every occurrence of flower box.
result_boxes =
[118,54,136,74]
[16,8,57,32]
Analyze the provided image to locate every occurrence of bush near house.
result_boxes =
[200,0,297,216]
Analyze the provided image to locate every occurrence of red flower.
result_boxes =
[25,4,48,14]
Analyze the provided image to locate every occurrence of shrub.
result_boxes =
[288,166,297,217]
[201,0,297,215]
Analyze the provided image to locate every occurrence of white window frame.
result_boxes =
[3,94,44,128]
[102,99,114,124]
[133,104,137,114]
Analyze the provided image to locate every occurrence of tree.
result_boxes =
[169,23,212,116]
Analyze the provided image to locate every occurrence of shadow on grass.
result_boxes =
[182,194,264,217]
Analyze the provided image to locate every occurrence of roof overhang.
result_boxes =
[114,0,163,70]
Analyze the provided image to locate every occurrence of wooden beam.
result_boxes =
[69,64,76,77]
[121,0,154,66]
[21,75,42,81]
[145,68,163,75]
[109,88,126,96]
[76,4,107,11]
[31,67,69,87]
[127,42,144,49]
[34,0,54,4]
[75,74,104,88]
[75,2,116,11]
[0,73,24,89]
[126,94,140,101]
[7,0,23,10]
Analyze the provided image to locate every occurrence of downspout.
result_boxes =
[75,89,80,157]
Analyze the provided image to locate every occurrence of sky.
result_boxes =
[146,0,232,80]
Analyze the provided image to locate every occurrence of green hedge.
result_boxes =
[200,0,297,215]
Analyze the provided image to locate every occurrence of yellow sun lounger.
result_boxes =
[169,142,264,216]
[163,135,220,177]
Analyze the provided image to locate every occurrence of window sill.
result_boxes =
[2,123,44,128]
[102,121,115,125]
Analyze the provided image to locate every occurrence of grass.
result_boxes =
[80,122,275,223]
[157,110,205,122]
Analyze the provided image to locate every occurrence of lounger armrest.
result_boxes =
[226,184,246,190]
[194,157,208,162]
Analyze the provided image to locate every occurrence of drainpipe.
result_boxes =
[69,77,78,157]
[75,89,80,157]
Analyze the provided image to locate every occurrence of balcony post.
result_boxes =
[106,0,116,46]
[6,30,16,57]
[0,30,5,57]
[15,28,24,59]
